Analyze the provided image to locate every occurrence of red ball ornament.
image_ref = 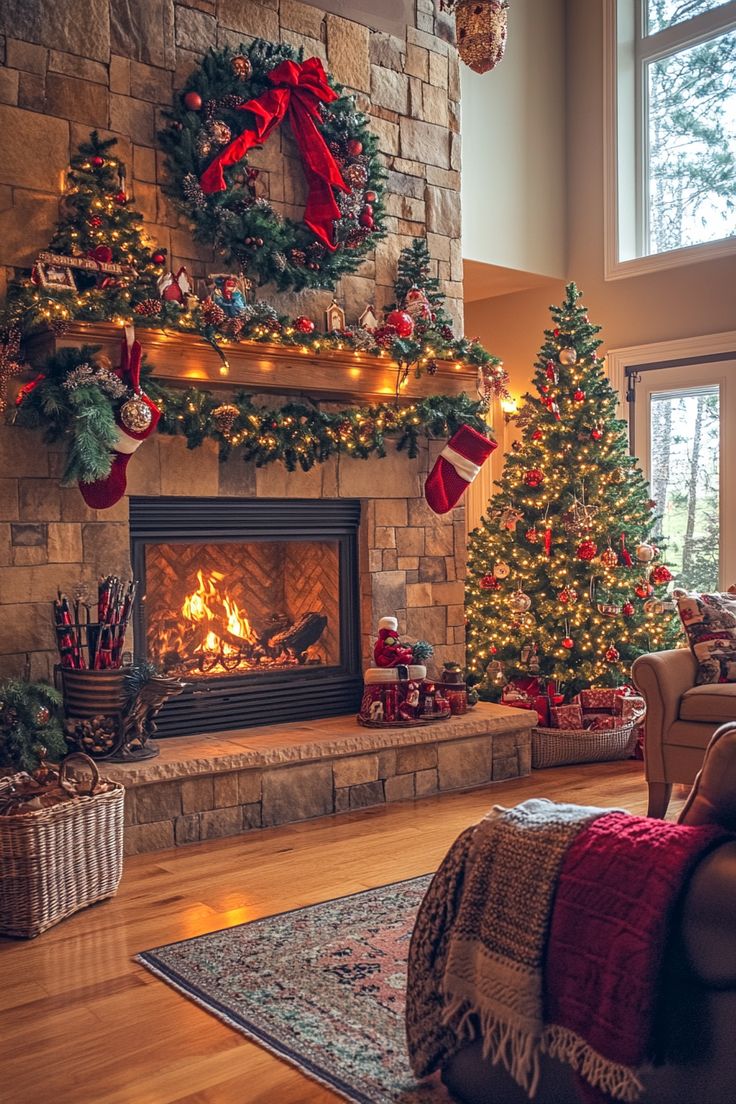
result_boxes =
[591,426,604,440]
[359,209,374,229]
[553,327,560,337]
[152,250,166,265]
[347,138,363,156]
[184,91,203,111]
[113,191,127,204]
[635,580,653,599]
[577,539,598,560]
[479,573,500,591]
[91,156,104,168]
[365,190,377,202]
[385,309,414,338]
[622,601,635,617]
[294,315,315,334]
[524,469,544,488]
[574,389,585,401]
[650,564,673,585]
[562,636,574,650]
[558,586,578,605]
[525,527,540,543]
[88,215,103,228]
[605,646,620,662]
[532,429,543,440]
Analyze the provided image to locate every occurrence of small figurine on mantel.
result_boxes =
[324,297,346,333]
[210,274,249,318]
[158,265,191,304]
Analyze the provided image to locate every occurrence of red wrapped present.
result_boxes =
[579,688,618,712]
[550,703,584,729]
[502,678,550,726]
[617,695,645,722]
[584,714,618,731]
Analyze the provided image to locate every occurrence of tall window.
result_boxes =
[606,1,736,275]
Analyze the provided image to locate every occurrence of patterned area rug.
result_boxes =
[138,875,452,1104]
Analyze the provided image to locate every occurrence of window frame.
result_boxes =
[603,0,736,280]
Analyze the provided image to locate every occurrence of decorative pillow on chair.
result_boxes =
[675,591,736,684]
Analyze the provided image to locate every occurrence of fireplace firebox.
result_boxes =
[130,498,362,736]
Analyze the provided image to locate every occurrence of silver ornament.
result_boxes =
[558,347,578,366]
[120,395,153,433]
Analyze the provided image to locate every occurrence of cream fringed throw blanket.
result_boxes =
[405,798,610,1099]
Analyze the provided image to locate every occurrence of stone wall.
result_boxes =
[0,411,466,685]
[0,0,463,328]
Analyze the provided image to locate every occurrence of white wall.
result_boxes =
[461,0,566,279]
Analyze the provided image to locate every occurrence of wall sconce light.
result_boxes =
[500,396,518,422]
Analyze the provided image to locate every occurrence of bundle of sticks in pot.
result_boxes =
[53,576,136,669]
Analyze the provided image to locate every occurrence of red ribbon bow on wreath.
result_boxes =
[199,57,349,251]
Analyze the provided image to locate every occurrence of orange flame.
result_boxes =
[181,570,256,659]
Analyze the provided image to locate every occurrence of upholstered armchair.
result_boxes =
[632,649,736,818]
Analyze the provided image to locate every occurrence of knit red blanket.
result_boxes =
[544,811,728,1100]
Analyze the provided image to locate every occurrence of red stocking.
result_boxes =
[79,328,160,510]
[424,424,496,515]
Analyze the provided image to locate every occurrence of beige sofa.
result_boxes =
[632,649,736,817]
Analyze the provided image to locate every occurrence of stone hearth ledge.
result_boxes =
[104,702,532,785]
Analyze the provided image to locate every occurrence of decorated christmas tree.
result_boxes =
[2,131,163,333]
[466,283,679,701]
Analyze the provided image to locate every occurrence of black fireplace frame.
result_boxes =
[129,496,363,737]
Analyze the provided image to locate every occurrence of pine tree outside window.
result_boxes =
[604,0,736,277]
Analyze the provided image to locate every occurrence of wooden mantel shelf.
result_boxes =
[25,321,478,402]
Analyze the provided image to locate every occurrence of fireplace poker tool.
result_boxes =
[53,575,137,670]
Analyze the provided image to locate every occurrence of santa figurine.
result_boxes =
[373,616,415,668]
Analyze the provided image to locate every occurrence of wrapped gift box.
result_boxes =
[618,695,645,722]
[550,703,584,729]
[579,688,619,711]
[584,714,619,731]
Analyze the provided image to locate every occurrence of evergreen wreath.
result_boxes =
[160,40,386,292]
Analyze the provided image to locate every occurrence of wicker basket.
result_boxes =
[532,716,642,770]
[0,754,124,939]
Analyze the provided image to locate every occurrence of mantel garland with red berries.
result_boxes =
[159,40,386,292]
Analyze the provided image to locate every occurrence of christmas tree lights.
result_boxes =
[466,284,680,700]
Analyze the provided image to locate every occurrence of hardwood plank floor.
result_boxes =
[0,763,686,1104]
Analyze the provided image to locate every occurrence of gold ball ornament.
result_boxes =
[600,547,619,569]
[558,347,578,366]
[636,542,656,563]
[493,561,511,579]
[609,467,626,484]
[231,55,253,80]
[120,395,153,433]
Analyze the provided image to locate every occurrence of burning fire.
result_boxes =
[182,570,256,663]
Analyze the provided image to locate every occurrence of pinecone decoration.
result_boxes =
[201,297,226,327]
[134,298,163,317]
[289,248,307,266]
[427,358,438,375]
[223,92,247,108]
[182,172,208,210]
[212,403,240,436]
[272,251,287,272]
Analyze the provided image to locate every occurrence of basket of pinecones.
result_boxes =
[0,751,124,938]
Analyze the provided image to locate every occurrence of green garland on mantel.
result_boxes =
[14,344,491,481]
